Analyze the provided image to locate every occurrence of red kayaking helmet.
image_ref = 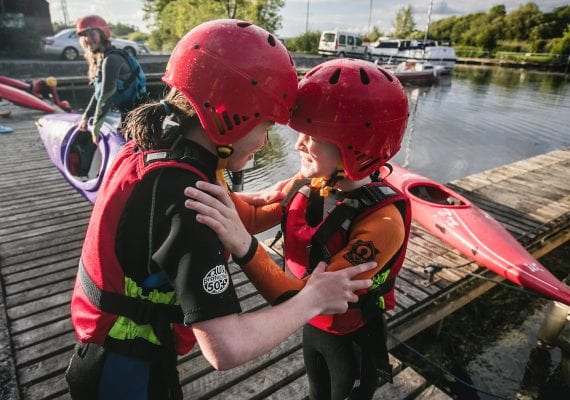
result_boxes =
[289,59,409,181]
[163,19,297,146]
[76,15,111,40]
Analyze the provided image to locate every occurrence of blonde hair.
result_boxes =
[123,88,198,151]
[79,30,111,82]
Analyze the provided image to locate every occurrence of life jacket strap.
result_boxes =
[307,184,398,274]
[78,259,184,349]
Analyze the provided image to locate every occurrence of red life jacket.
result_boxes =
[71,140,209,355]
[283,180,411,335]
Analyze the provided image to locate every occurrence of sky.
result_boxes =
[49,0,568,38]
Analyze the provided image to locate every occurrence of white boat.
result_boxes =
[368,38,456,74]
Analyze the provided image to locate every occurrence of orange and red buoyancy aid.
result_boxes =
[71,140,209,355]
[282,180,411,335]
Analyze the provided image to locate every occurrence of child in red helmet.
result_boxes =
[185,58,411,399]
[66,21,375,400]
[76,15,147,143]
[29,77,72,112]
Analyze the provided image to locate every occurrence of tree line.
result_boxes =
[3,1,569,59]
[428,3,570,55]
[286,3,570,57]
[142,0,284,51]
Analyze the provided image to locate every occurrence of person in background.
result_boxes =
[65,20,375,400]
[184,59,411,400]
[29,76,72,112]
[76,15,147,144]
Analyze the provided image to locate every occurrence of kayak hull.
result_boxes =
[385,163,570,305]
[36,113,125,203]
[0,75,30,90]
[0,82,55,113]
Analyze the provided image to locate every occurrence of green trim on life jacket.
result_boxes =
[370,268,391,310]
[107,276,179,345]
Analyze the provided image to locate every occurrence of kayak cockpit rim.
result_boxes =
[407,182,469,208]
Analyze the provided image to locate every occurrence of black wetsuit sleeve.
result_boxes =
[151,169,242,326]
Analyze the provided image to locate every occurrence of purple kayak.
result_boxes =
[35,112,125,203]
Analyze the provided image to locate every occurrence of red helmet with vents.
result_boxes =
[76,15,111,40]
[289,59,409,180]
[162,19,298,146]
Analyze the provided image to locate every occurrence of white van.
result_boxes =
[318,31,368,59]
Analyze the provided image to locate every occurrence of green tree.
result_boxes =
[547,24,570,55]
[52,21,73,33]
[247,0,285,33]
[487,4,506,21]
[551,6,570,36]
[285,30,320,53]
[128,31,150,43]
[108,22,139,38]
[146,0,284,50]
[392,5,415,37]
[503,2,543,41]
[366,26,383,43]
[429,16,457,42]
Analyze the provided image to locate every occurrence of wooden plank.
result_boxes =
[15,332,76,366]
[11,304,71,335]
[4,258,77,288]
[210,347,306,400]
[372,367,427,399]
[2,248,82,275]
[415,385,453,400]
[265,374,309,400]
[20,373,70,400]
[7,292,72,321]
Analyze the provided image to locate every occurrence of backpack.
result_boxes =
[99,48,147,111]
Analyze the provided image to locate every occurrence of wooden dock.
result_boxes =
[0,102,568,400]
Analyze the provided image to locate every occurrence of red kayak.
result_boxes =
[384,163,570,305]
[0,75,31,91]
[0,82,55,113]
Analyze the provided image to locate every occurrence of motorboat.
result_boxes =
[368,39,456,74]
[380,60,443,85]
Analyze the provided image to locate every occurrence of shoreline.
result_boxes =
[1,53,568,80]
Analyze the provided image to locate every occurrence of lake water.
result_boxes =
[252,65,570,191]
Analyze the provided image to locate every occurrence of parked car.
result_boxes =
[318,31,368,59]
[41,28,139,61]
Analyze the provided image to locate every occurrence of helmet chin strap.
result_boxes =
[310,161,346,197]
[215,145,233,191]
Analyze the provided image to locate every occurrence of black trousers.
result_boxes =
[65,342,182,400]
[302,323,383,400]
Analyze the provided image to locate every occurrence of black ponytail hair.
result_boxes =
[122,88,198,151]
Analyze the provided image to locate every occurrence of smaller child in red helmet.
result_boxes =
[65,20,375,400]
[76,15,147,143]
[185,58,412,399]
[28,77,72,112]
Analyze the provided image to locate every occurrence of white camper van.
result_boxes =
[318,31,368,59]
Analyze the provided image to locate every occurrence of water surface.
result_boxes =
[256,65,570,189]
